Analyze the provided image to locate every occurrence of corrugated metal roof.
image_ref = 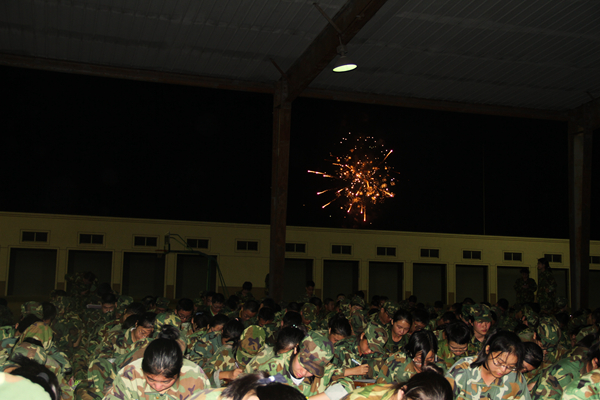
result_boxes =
[1,0,599,111]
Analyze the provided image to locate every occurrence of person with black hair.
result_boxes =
[228,300,259,326]
[553,339,600,400]
[385,309,413,353]
[203,319,245,387]
[244,326,307,372]
[531,334,598,400]
[298,280,316,304]
[409,310,430,335]
[235,281,255,303]
[376,330,439,384]
[519,341,543,390]
[3,354,61,400]
[328,315,352,346]
[176,298,195,324]
[343,364,453,400]
[257,306,277,345]
[189,314,229,367]
[436,321,472,369]
[105,334,210,400]
[207,293,226,317]
[445,330,528,400]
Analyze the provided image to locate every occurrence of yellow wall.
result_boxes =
[1,211,599,305]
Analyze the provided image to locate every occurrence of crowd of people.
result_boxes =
[0,257,598,400]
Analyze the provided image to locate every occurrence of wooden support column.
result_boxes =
[269,80,292,302]
[568,119,593,310]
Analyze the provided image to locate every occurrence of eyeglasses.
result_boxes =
[490,356,517,372]
[413,355,437,366]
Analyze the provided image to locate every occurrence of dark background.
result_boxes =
[4,65,596,239]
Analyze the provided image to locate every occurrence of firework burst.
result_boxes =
[308,134,396,222]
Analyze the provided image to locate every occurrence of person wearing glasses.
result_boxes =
[445,330,529,400]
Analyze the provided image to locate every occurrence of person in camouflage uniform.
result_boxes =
[104,337,210,400]
[226,300,259,328]
[296,280,316,304]
[234,281,255,303]
[369,301,399,332]
[301,303,320,331]
[536,257,557,312]
[257,331,353,398]
[462,304,492,357]
[562,368,600,400]
[349,296,367,336]
[445,330,529,400]
[436,321,471,370]
[376,330,439,384]
[203,319,245,387]
[331,323,388,380]
[531,340,596,400]
[384,309,412,354]
[514,267,537,306]
[535,317,567,369]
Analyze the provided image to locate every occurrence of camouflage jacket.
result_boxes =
[97,327,138,360]
[332,335,385,380]
[537,270,557,311]
[437,339,463,370]
[562,369,600,400]
[244,345,276,372]
[342,383,397,400]
[350,310,368,336]
[531,346,589,400]
[104,358,210,400]
[203,344,239,383]
[384,332,409,354]
[467,335,485,357]
[514,277,537,305]
[256,350,353,397]
[189,331,222,368]
[445,356,531,400]
[375,350,417,384]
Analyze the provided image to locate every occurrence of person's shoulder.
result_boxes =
[187,387,225,400]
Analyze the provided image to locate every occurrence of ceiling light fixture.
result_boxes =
[333,43,357,73]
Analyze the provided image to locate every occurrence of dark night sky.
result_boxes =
[3,65,597,240]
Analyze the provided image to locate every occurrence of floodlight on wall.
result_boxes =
[333,44,357,73]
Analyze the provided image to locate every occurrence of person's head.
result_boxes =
[496,298,509,311]
[211,293,226,314]
[471,330,524,379]
[411,309,430,333]
[123,302,146,322]
[444,322,471,358]
[101,293,117,314]
[175,298,194,323]
[16,314,42,334]
[437,311,457,327]
[222,319,245,346]
[240,300,259,322]
[134,312,156,340]
[286,302,301,313]
[391,309,413,338]
[192,312,210,331]
[142,338,183,392]
[242,281,253,292]
[305,280,315,296]
[520,267,530,278]
[300,303,317,324]
[221,372,306,400]
[392,365,452,400]
[258,307,275,327]
[537,258,550,271]
[466,304,492,338]
[42,302,57,324]
[209,314,229,333]
[290,332,333,379]
[10,354,61,400]
[275,326,306,354]
[323,298,335,312]
[405,330,438,373]
[281,311,303,329]
[359,324,388,356]
[380,301,399,325]
[521,341,543,374]
[327,315,351,344]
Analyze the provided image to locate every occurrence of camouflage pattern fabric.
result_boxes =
[350,308,368,336]
[575,325,598,344]
[234,290,254,303]
[21,301,43,319]
[155,297,170,310]
[244,345,276,372]
[383,331,409,354]
[189,330,222,368]
[236,325,266,366]
[331,334,386,380]
[467,334,485,357]
[0,371,55,400]
[203,344,239,384]
[531,345,589,400]
[17,321,53,350]
[562,369,600,400]
[257,350,353,397]
[342,383,398,400]
[537,317,566,367]
[187,327,208,355]
[446,356,530,400]
[375,350,417,384]
[436,338,465,370]
[301,303,319,331]
[103,358,210,400]
[116,296,133,314]
[0,326,15,341]
[514,277,537,305]
[297,331,334,377]
[537,269,557,312]
[262,322,278,346]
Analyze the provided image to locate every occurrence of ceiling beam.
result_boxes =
[284,0,389,102]
[0,52,569,121]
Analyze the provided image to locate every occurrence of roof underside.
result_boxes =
[1,0,599,112]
